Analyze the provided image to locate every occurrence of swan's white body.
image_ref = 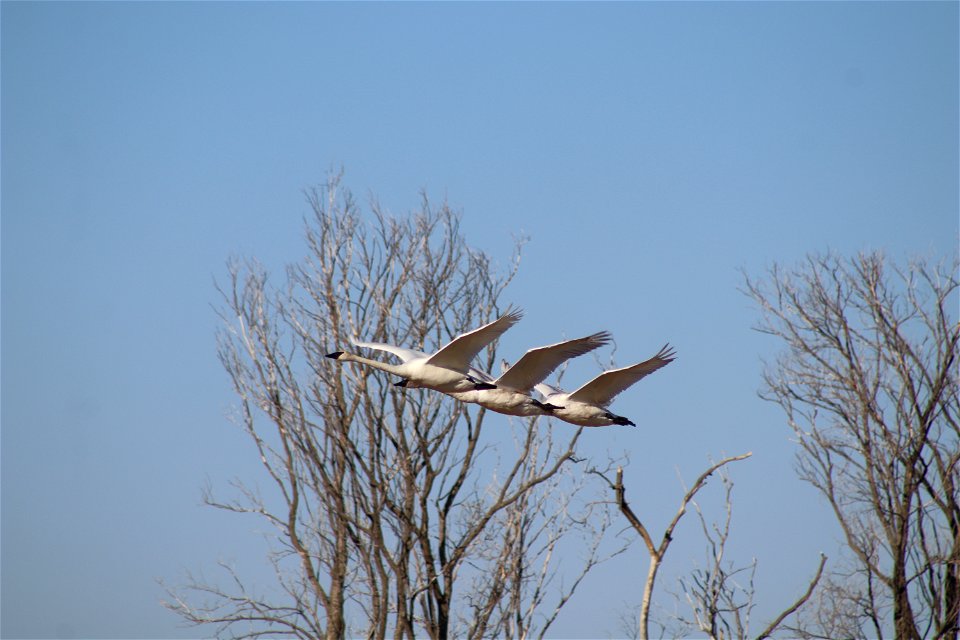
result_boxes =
[326,309,523,393]
[451,331,611,416]
[536,344,676,427]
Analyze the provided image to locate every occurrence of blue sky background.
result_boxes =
[2,2,957,638]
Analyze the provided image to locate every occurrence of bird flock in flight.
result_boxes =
[326,308,675,427]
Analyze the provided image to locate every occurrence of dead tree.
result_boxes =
[674,465,827,640]
[743,251,960,640]
[461,427,626,639]
[603,454,751,639]
[599,453,825,640]
[163,174,612,639]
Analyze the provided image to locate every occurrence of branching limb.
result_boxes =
[609,453,753,639]
[754,553,828,640]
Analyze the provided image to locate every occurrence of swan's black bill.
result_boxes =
[605,411,635,427]
[326,351,344,359]
[532,400,562,412]
[463,374,496,391]
[394,379,409,388]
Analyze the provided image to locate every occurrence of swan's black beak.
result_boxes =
[394,379,409,388]
[532,400,562,413]
[606,412,636,427]
[326,351,344,359]
[464,373,496,391]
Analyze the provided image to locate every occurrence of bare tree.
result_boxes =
[599,454,826,640]
[677,468,759,639]
[460,429,627,639]
[595,454,751,639]
[743,251,960,640]
[674,466,827,640]
[163,174,612,639]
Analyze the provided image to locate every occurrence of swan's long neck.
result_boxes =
[331,352,406,377]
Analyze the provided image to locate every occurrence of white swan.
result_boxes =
[325,308,523,393]
[450,331,612,416]
[535,344,676,427]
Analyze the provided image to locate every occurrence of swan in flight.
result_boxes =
[326,308,523,393]
[447,331,612,416]
[535,344,676,427]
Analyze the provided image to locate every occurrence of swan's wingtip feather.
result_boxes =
[502,305,524,322]
[658,343,678,361]
[591,330,614,345]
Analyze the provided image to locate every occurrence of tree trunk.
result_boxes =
[639,554,660,640]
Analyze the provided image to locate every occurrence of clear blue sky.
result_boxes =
[2,2,956,638]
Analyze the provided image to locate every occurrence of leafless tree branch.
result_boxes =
[743,250,959,640]
[605,453,753,639]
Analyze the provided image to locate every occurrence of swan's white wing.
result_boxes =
[467,365,497,383]
[495,331,612,392]
[567,344,676,406]
[350,338,427,363]
[535,381,564,398]
[506,361,562,397]
[426,307,523,369]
